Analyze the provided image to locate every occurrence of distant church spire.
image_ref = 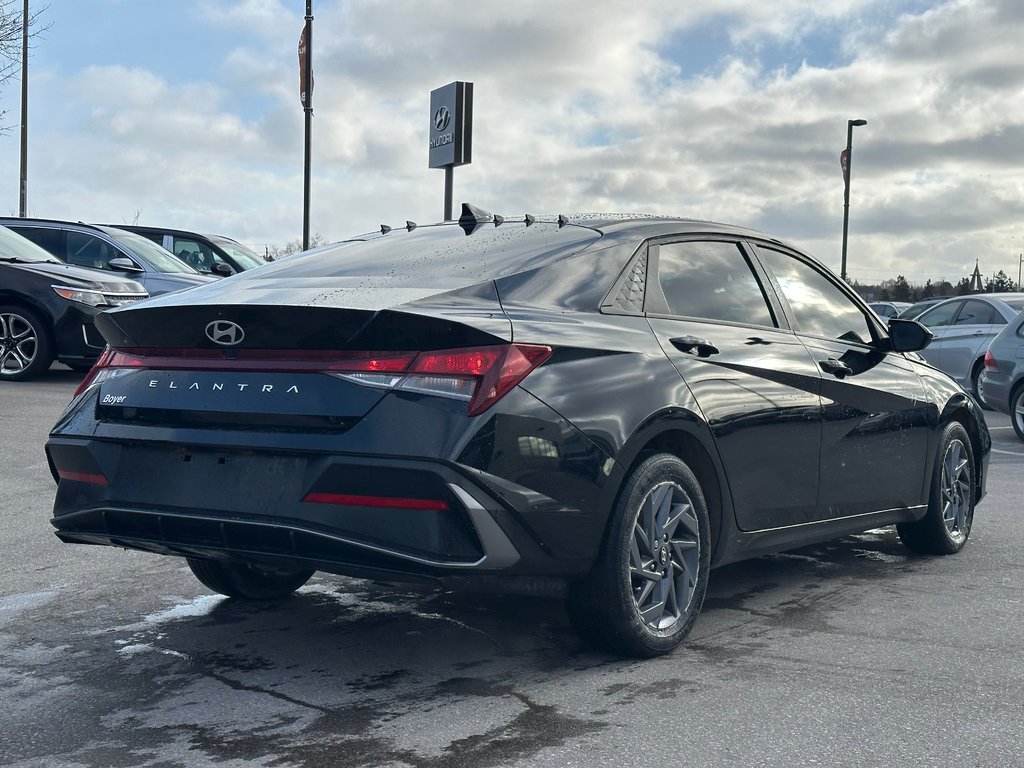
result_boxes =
[970,259,983,293]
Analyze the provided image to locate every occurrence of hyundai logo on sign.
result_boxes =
[434,106,451,132]
[205,320,245,346]
[429,81,473,169]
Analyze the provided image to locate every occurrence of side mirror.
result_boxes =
[887,318,933,352]
[107,257,144,273]
[212,262,234,276]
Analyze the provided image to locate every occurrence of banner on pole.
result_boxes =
[298,26,313,108]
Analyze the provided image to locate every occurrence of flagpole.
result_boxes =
[302,1,313,251]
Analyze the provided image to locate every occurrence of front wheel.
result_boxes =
[0,305,54,381]
[187,557,314,599]
[567,453,711,657]
[897,422,975,555]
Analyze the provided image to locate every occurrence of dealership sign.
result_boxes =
[429,81,473,168]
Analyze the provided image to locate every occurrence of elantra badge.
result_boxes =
[205,320,244,346]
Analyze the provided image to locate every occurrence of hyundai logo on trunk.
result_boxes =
[205,320,245,346]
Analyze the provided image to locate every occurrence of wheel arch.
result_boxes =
[610,411,731,565]
[0,292,56,327]
[938,394,989,504]
[0,294,57,348]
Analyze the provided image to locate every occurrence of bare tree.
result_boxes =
[0,1,50,126]
[267,232,327,260]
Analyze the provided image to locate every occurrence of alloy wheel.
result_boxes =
[629,481,700,631]
[1014,389,1024,438]
[0,312,38,377]
[940,438,972,542]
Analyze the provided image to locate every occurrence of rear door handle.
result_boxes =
[819,358,853,378]
[670,336,720,358]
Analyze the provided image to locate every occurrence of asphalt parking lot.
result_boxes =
[2,367,1022,767]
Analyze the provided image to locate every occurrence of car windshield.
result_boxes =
[209,236,265,269]
[0,225,61,263]
[99,227,199,274]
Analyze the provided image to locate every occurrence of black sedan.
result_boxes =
[0,225,148,380]
[46,207,989,656]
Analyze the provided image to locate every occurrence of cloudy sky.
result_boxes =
[0,0,1022,284]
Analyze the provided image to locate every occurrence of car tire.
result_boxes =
[567,453,711,657]
[186,557,314,599]
[971,360,990,409]
[897,422,975,555]
[1009,382,1024,442]
[0,305,54,381]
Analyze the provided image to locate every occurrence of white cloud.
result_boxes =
[2,0,1023,281]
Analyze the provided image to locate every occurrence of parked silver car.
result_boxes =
[913,293,1024,402]
[980,309,1024,440]
[868,301,912,319]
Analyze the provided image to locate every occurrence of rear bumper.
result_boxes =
[47,437,599,584]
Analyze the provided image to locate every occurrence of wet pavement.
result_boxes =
[2,369,1022,767]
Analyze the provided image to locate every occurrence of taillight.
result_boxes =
[339,344,552,415]
[74,343,552,416]
[984,350,998,373]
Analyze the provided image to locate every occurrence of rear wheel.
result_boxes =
[897,422,975,555]
[0,305,54,381]
[567,453,711,657]
[1010,382,1024,442]
[971,360,988,408]
[187,557,314,599]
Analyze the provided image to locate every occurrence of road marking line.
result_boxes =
[990,447,1024,456]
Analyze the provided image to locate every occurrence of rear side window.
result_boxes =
[653,241,774,326]
[757,246,873,344]
[954,300,998,326]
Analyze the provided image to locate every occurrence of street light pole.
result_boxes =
[1018,253,1022,292]
[840,118,867,283]
[19,0,28,217]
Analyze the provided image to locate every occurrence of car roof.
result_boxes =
[0,216,107,233]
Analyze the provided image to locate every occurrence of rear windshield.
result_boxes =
[247,222,602,285]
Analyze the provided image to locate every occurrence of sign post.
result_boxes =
[299,2,314,250]
[429,82,473,221]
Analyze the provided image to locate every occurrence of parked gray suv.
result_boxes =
[0,218,217,296]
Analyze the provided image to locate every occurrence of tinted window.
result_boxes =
[654,241,774,326]
[757,247,873,344]
[66,231,120,271]
[954,300,997,326]
[918,301,961,328]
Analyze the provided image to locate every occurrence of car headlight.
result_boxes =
[52,285,108,307]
